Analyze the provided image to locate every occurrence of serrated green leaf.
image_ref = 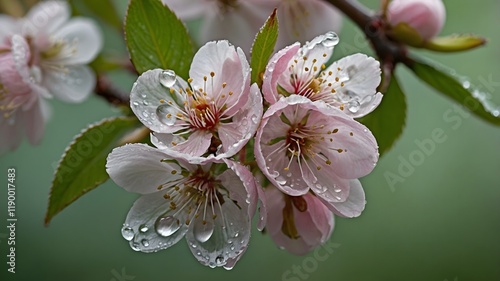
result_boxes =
[125,0,194,76]
[409,58,500,126]
[250,9,278,87]
[424,34,486,52]
[358,76,407,157]
[45,117,140,225]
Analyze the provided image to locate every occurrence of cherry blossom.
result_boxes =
[106,144,260,269]
[263,32,382,118]
[255,96,378,217]
[130,40,262,163]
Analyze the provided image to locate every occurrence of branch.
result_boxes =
[94,75,130,106]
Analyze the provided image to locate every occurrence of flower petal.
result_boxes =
[121,191,190,253]
[186,169,251,268]
[326,53,382,118]
[23,1,70,36]
[161,0,211,20]
[217,83,262,156]
[262,43,300,104]
[51,17,103,65]
[323,179,366,218]
[106,144,183,194]
[130,69,190,133]
[189,40,250,116]
[44,65,94,103]
[171,130,212,157]
[276,0,342,50]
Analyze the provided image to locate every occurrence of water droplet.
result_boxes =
[234,232,239,238]
[121,227,134,241]
[159,70,177,88]
[276,176,287,185]
[131,242,141,251]
[348,101,361,113]
[142,111,149,118]
[196,250,202,256]
[139,224,148,233]
[155,215,180,237]
[334,188,341,193]
[228,239,233,244]
[141,239,150,247]
[286,172,292,177]
[132,101,139,107]
[156,104,176,125]
[193,219,214,243]
[216,256,226,267]
[230,245,235,251]
[321,32,339,47]
[251,114,259,124]
[142,100,149,106]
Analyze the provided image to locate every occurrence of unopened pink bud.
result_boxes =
[387,0,446,40]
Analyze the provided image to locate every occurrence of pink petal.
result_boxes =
[171,130,212,157]
[189,40,250,116]
[323,179,366,218]
[262,43,300,104]
[276,0,342,50]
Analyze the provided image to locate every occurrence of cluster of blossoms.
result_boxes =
[107,31,382,268]
[0,1,102,154]
[162,0,342,52]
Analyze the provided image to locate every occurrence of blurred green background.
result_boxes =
[1,0,500,280]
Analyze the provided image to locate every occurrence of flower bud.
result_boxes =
[387,0,446,40]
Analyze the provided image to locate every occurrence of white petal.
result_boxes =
[327,54,382,118]
[44,65,94,103]
[51,17,103,65]
[186,169,251,268]
[122,191,190,253]
[23,1,70,36]
[0,16,19,41]
[324,179,366,218]
[161,0,212,20]
[189,40,250,116]
[106,144,183,194]
[130,69,190,133]
[171,130,212,157]
[276,0,342,50]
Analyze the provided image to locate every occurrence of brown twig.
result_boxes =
[94,75,130,106]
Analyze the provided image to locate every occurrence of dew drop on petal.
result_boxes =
[159,70,177,88]
[348,100,361,113]
[121,227,134,241]
[155,215,181,237]
[321,32,339,48]
[139,224,149,233]
[216,256,226,266]
[193,219,214,243]
[156,104,176,125]
[141,239,150,247]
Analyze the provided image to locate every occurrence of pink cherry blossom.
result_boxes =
[252,0,343,50]
[264,186,334,255]
[387,0,446,40]
[130,40,262,163]
[263,32,383,118]
[0,35,50,154]
[254,95,378,217]
[161,0,342,53]
[162,0,275,54]
[0,1,102,154]
[106,143,260,269]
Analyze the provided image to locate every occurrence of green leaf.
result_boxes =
[390,22,425,48]
[250,9,279,87]
[45,117,140,225]
[409,58,500,126]
[125,0,194,76]
[89,54,123,74]
[358,76,407,157]
[424,34,486,52]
